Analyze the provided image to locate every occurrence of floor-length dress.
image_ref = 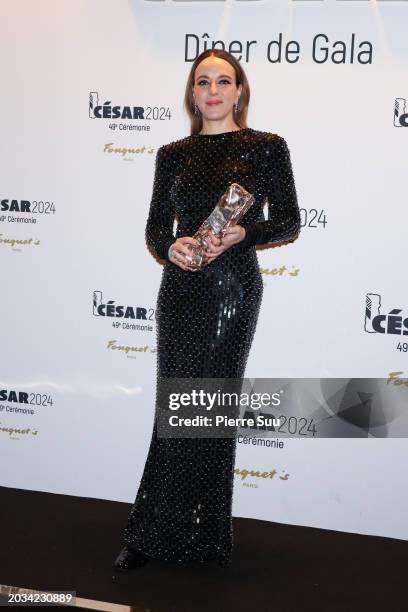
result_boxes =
[121,127,300,564]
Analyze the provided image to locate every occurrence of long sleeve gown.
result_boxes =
[121,127,301,565]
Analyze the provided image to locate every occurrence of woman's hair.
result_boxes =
[184,49,250,135]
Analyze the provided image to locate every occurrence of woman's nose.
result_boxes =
[210,81,218,94]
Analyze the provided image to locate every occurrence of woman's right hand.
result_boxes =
[168,237,198,271]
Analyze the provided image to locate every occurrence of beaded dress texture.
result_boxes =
[121,127,300,564]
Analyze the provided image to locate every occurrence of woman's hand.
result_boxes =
[168,236,199,271]
[203,225,246,264]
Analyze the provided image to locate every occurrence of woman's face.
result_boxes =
[192,57,242,122]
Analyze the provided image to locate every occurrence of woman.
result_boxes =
[113,49,301,572]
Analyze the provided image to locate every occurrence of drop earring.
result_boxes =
[193,96,200,115]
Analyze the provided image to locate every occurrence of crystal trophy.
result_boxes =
[185,183,255,271]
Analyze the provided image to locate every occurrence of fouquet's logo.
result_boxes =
[394,99,408,127]
[93,290,151,320]
[234,467,289,482]
[364,293,408,335]
[89,91,145,120]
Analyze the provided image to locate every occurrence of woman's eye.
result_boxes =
[197,79,231,86]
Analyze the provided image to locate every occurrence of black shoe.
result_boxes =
[113,545,150,572]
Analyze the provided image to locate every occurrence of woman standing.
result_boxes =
[113,49,301,571]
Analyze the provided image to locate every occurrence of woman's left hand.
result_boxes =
[203,225,246,264]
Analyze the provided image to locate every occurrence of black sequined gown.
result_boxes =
[121,127,300,564]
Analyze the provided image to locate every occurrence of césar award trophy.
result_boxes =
[185,183,255,271]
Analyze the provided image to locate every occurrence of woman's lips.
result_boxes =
[206,100,222,105]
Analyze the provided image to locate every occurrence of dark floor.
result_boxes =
[0,486,406,611]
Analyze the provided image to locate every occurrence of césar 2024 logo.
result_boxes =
[394,98,408,127]
[364,293,408,336]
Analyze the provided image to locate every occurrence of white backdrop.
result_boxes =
[1,0,408,541]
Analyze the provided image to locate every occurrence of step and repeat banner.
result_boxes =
[1,0,408,540]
